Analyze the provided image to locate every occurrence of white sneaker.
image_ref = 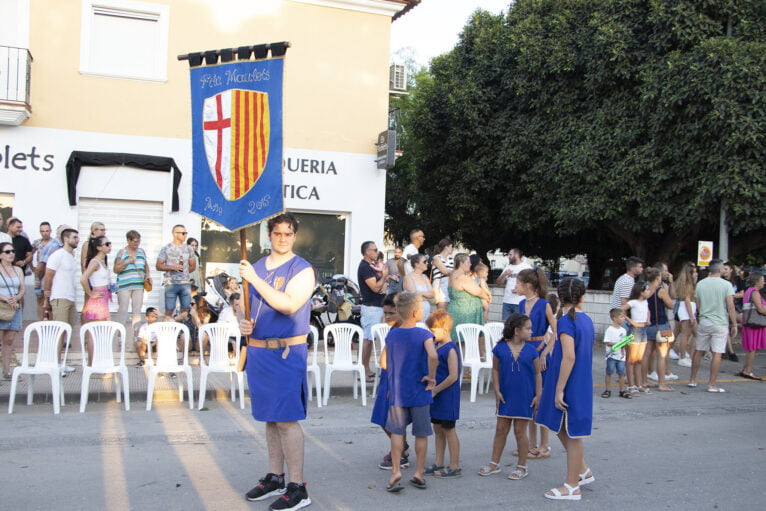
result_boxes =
[64,365,76,373]
[678,357,692,367]
[668,349,680,360]
[647,371,659,381]
[665,372,679,381]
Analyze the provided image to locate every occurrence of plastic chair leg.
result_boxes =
[146,372,156,411]
[237,372,245,409]
[323,368,333,406]
[27,374,35,405]
[185,368,194,409]
[115,372,122,404]
[352,370,358,400]
[80,371,91,413]
[198,370,208,410]
[121,368,130,411]
[229,372,235,402]
[470,372,479,403]
[372,372,379,398]
[51,372,60,415]
[8,370,19,413]
[313,370,322,408]
[357,368,366,406]
[59,373,66,407]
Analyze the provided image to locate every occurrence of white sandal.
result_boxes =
[544,482,581,501]
[579,468,595,486]
[478,461,501,476]
[508,465,528,480]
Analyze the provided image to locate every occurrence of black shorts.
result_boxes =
[430,418,456,429]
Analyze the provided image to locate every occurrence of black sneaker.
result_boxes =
[246,473,286,502]
[377,453,410,470]
[270,482,311,510]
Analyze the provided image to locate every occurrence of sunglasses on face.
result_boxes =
[101,242,112,247]
[175,231,188,235]
[1,249,15,254]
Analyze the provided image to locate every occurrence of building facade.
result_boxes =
[0,0,414,316]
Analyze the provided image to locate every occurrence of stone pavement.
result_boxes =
[0,350,764,511]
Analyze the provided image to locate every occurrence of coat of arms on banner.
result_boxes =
[203,89,270,201]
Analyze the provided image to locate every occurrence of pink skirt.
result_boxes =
[742,326,766,352]
[83,287,112,320]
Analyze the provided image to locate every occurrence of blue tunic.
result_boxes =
[519,298,549,350]
[385,327,435,407]
[370,367,390,427]
[535,312,594,437]
[430,341,462,421]
[493,341,538,419]
[245,255,313,423]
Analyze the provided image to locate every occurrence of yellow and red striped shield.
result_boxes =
[202,89,270,201]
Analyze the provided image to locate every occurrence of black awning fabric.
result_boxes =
[65,151,183,212]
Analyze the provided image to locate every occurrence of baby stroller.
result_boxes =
[310,274,362,344]
[204,272,231,317]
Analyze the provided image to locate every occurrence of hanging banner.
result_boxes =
[189,58,284,230]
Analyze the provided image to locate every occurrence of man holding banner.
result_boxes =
[186,44,304,508]
[239,212,315,510]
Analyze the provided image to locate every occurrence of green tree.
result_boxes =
[386,0,766,279]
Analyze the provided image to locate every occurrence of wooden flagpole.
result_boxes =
[237,229,249,371]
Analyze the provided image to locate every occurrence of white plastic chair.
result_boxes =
[456,323,493,403]
[79,321,130,412]
[483,321,504,393]
[197,323,244,410]
[370,323,391,398]
[322,323,365,406]
[145,322,194,410]
[306,325,322,407]
[9,321,71,414]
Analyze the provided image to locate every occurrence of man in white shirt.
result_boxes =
[43,228,79,372]
[610,257,645,309]
[402,229,425,275]
[44,229,80,326]
[495,248,532,321]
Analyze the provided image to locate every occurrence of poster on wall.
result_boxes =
[697,241,714,267]
[189,56,284,230]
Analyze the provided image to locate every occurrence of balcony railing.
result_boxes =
[0,45,33,125]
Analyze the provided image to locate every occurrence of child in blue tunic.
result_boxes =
[425,310,463,478]
[371,293,411,470]
[516,267,557,459]
[478,313,541,481]
[383,292,438,492]
[536,278,595,501]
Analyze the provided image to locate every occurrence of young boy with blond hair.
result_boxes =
[383,292,438,492]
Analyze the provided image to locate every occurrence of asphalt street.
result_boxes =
[0,353,764,511]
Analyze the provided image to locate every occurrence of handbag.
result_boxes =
[0,270,18,321]
[0,300,14,321]
[653,287,674,342]
[743,290,766,328]
[144,279,153,292]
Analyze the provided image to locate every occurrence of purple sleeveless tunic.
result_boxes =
[245,255,313,422]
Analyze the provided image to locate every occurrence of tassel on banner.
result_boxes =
[179,42,291,67]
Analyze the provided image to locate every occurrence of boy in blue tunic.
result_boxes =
[372,293,411,470]
[383,292,438,492]
[425,310,462,478]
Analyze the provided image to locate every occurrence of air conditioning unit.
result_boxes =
[389,64,406,93]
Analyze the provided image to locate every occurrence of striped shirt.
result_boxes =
[431,254,453,281]
[610,274,635,309]
[115,248,147,292]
